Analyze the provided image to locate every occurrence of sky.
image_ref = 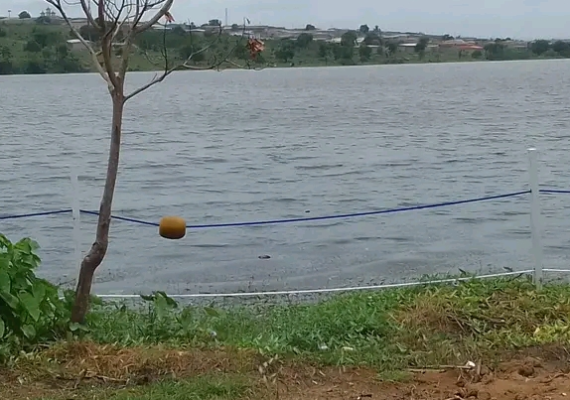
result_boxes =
[0,0,569,40]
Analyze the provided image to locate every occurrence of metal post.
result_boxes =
[528,148,543,289]
[70,167,81,284]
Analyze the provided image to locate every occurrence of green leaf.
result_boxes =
[0,255,9,270]
[0,291,19,310]
[154,295,168,320]
[19,292,40,322]
[0,318,5,338]
[204,307,220,317]
[140,294,155,302]
[33,283,46,303]
[21,324,36,339]
[156,291,178,308]
[69,322,89,333]
[0,270,10,294]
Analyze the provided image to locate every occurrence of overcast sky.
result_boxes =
[0,0,568,40]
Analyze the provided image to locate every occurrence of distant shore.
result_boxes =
[1,20,568,75]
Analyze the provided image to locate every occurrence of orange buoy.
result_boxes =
[159,216,186,239]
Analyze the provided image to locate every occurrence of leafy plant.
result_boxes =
[0,234,69,360]
[137,291,214,342]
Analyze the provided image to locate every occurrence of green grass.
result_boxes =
[5,276,570,400]
[81,276,570,369]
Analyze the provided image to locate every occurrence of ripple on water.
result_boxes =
[2,61,570,294]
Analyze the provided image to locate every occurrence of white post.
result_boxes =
[70,167,82,284]
[528,148,543,289]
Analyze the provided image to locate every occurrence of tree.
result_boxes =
[0,45,13,73]
[79,24,100,41]
[56,43,69,58]
[331,43,352,60]
[359,44,372,61]
[471,50,482,59]
[274,40,295,62]
[340,31,357,47]
[19,11,32,19]
[179,44,205,63]
[363,33,382,46]
[442,34,454,41]
[415,37,429,53]
[414,37,428,59]
[296,32,313,48]
[359,24,369,34]
[172,25,186,36]
[530,40,550,56]
[45,0,262,323]
[305,24,316,30]
[484,42,505,60]
[35,16,52,24]
[317,42,331,61]
[0,46,11,60]
[0,60,13,74]
[231,23,239,31]
[552,40,570,56]
[208,19,221,26]
[24,40,42,53]
[386,41,398,56]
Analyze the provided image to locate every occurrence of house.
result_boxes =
[67,38,92,51]
[398,42,438,52]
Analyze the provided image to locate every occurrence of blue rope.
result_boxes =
[185,190,531,228]
[0,209,71,221]
[77,190,530,228]
[79,210,159,226]
[540,189,570,194]
[11,188,570,228]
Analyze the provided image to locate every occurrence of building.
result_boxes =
[67,38,92,51]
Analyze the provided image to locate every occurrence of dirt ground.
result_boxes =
[1,343,569,400]
[282,359,570,400]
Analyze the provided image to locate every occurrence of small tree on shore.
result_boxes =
[45,0,264,323]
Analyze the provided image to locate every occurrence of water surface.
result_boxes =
[1,60,570,295]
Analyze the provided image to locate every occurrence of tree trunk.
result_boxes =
[71,93,124,323]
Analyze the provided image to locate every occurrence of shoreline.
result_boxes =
[1,56,568,77]
[2,276,570,399]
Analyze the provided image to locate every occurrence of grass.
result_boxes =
[3,275,570,399]
[38,375,250,400]
[84,276,570,368]
[107,376,251,400]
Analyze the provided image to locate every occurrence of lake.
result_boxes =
[1,60,570,296]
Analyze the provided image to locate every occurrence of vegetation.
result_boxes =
[0,235,70,360]
[1,233,570,399]
[2,19,570,75]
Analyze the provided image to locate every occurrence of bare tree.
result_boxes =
[46,0,264,323]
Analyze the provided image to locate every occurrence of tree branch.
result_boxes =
[134,0,174,33]
[125,23,259,102]
[78,0,98,29]
[97,0,120,89]
[45,0,114,91]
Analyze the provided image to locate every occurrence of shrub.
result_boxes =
[0,234,69,360]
